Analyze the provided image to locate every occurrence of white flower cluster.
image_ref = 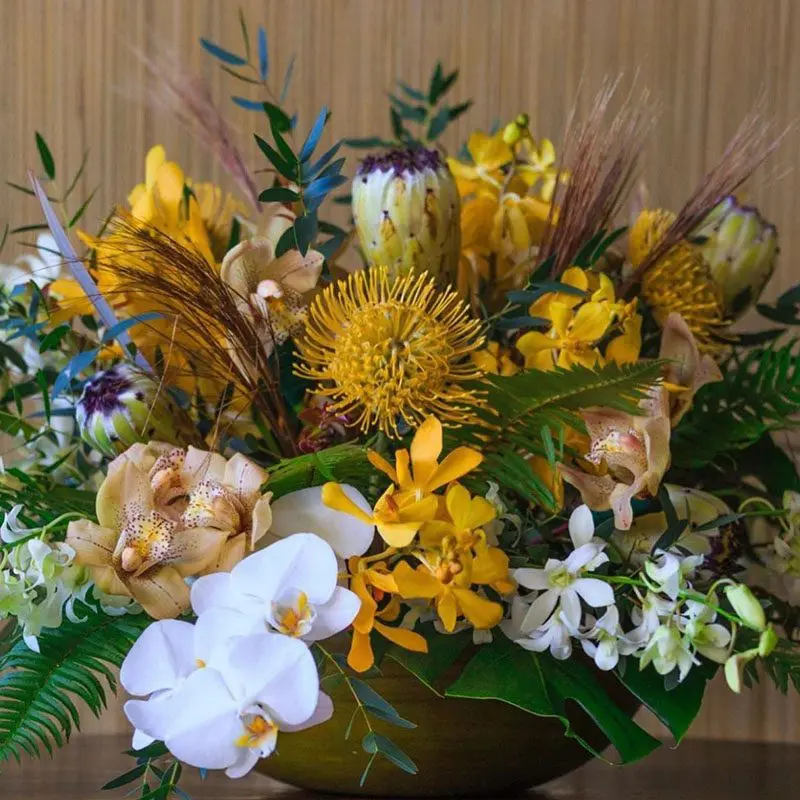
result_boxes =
[504,505,734,681]
[121,532,361,779]
[0,505,134,650]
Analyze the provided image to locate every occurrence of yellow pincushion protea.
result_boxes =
[629,209,728,352]
[296,267,485,437]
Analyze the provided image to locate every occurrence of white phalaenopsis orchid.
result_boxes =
[122,619,330,778]
[267,485,374,558]
[1,233,66,289]
[644,550,705,601]
[191,533,360,643]
[513,505,614,631]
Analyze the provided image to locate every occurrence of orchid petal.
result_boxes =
[120,619,196,697]
[270,485,373,558]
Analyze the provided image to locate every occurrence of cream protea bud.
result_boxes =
[695,196,779,318]
[352,147,460,281]
[76,365,193,457]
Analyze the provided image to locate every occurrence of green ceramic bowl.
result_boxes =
[256,653,639,797]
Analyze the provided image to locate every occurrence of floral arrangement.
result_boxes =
[1,19,800,796]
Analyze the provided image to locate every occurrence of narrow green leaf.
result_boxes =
[67,188,97,228]
[300,106,330,163]
[280,54,296,104]
[35,132,55,180]
[199,38,247,66]
[238,7,251,61]
[257,27,269,80]
[258,186,300,203]
[362,732,418,775]
[254,134,294,179]
[62,149,90,202]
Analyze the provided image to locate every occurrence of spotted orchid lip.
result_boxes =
[357,147,443,177]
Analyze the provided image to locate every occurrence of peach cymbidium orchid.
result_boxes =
[66,442,272,619]
[559,389,672,531]
[220,236,324,364]
[659,312,723,424]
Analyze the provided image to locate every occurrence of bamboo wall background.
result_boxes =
[1,0,799,743]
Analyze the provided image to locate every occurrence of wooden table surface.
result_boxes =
[1,735,796,799]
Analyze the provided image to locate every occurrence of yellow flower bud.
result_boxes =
[502,122,522,146]
[351,148,460,282]
[694,196,778,319]
[725,584,766,631]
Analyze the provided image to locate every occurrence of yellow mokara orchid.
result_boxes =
[447,131,512,195]
[392,544,508,633]
[516,137,560,202]
[367,416,483,504]
[347,556,428,673]
[516,300,613,371]
[470,341,520,377]
[322,482,439,549]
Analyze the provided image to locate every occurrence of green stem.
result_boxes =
[598,574,744,626]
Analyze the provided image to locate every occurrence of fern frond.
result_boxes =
[265,443,374,500]
[452,360,664,508]
[0,471,96,527]
[673,339,800,468]
[0,601,150,764]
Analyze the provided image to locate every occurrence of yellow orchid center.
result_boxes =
[234,709,278,751]
[270,588,315,637]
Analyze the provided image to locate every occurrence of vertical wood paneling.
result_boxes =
[1,0,799,742]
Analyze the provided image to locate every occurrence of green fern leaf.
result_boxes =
[672,339,800,468]
[0,602,150,765]
[265,443,373,499]
[452,360,664,508]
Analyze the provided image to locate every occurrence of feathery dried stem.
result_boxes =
[133,48,261,214]
[620,103,787,296]
[97,214,299,457]
[542,79,658,278]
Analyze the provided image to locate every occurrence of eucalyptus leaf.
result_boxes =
[199,37,247,66]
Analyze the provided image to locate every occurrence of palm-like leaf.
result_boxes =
[673,339,800,468]
[0,601,150,764]
[451,360,664,508]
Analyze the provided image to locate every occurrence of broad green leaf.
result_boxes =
[446,635,660,764]
[387,623,472,695]
[616,660,711,744]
